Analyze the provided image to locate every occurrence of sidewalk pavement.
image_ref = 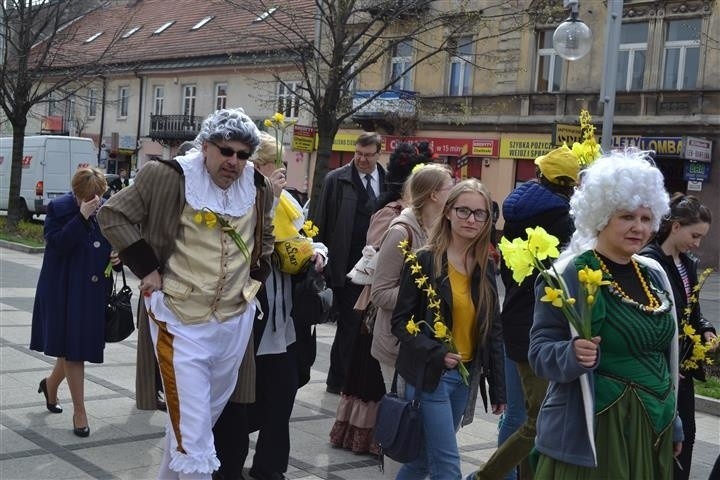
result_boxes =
[1,246,718,479]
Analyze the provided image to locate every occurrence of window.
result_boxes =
[448,36,473,96]
[118,87,129,118]
[254,7,277,22]
[121,26,141,39]
[84,31,103,43]
[153,86,164,115]
[153,21,175,35]
[662,18,701,90]
[277,81,300,118]
[616,22,648,92]
[88,88,97,117]
[47,93,56,116]
[191,16,213,30]
[390,40,413,90]
[535,30,562,92]
[182,85,197,118]
[215,83,228,110]
[344,46,360,94]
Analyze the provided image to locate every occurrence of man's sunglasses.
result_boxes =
[209,141,252,160]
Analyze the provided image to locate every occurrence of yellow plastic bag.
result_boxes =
[273,236,314,274]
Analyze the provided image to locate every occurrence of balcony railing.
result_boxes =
[352,90,417,119]
[149,114,203,142]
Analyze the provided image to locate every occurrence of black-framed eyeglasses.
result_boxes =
[209,141,252,160]
[354,150,378,159]
[453,207,489,222]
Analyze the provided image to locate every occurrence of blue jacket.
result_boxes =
[529,253,682,467]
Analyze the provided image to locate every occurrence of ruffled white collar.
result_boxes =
[177,150,256,217]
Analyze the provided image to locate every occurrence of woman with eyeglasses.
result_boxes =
[640,193,715,480]
[390,179,505,479]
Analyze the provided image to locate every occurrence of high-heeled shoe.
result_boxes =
[72,418,90,438]
[38,378,62,413]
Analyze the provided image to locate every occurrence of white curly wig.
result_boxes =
[561,149,670,260]
[193,107,260,154]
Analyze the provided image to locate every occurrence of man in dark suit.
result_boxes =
[312,132,386,393]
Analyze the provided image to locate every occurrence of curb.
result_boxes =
[696,395,720,416]
[0,239,45,254]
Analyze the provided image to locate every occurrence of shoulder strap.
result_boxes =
[396,222,413,250]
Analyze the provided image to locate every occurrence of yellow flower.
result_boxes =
[683,323,696,337]
[415,275,428,288]
[301,220,319,238]
[526,226,560,261]
[540,286,564,308]
[203,211,217,228]
[193,212,203,224]
[433,321,448,340]
[578,266,609,296]
[263,119,273,128]
[406,316,421,335]
[423,285,436,298]
[498,236,536,284]
[410,263,423,274]
[434,312,443,323]
[566,297,576,306]
[405,253,417,264]
[272,112,285,124]
[587,295,594,305]
[398,239,409,250]
[428,297,441,311]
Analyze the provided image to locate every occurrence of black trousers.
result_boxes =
[674,376,696,480]
[250,344,299,473]
[213,345,299,478]
[213,402,248,480]
[326,283,363,389]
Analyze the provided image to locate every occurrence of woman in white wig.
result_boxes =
[528,150,683,479]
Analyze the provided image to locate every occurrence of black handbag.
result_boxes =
[105,269,135,343]
[291,266,333,327]
[373,368,424,464]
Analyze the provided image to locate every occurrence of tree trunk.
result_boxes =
[308,118,338,220]
[6,122,29,229]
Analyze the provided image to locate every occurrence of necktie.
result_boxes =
[365,174,376,201]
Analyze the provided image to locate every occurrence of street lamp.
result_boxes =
[553,0,592,61]
[554,0,624,152]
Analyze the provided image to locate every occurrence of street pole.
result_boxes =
[600,0,623,152]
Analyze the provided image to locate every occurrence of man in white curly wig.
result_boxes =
[528,150,684,479]
[99,108,275,479]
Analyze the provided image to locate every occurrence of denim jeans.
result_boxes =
[497,356,526,480]
[397,369,470,480]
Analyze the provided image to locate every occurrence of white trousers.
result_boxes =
[146,292,254,480]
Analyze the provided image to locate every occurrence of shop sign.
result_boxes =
[500,134,553,159]
[552,123,582,146]
[612,136,683,157]
[682,136,712,163]
[292,125,316,152]
[119,135,137,150]
[383,136,498,157]
[327,133,363,152]
[687,181,703,192]
[683,161,711,182]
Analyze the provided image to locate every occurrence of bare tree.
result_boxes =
[0,0,125,226]
[227,0,545,211]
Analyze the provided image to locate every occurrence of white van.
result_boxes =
[0,136,98,218]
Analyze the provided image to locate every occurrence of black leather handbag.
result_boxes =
[374,369,424,464]
[105,269,135,343]
[291,266,333,327]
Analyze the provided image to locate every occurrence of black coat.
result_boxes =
[390,250,505,408]
[500,181,574,362]
[311,162,385,287]
[640,242,716,380]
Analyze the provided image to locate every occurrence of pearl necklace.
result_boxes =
[593,251,670,315]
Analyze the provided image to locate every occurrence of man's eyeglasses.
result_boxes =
[453,207,489,222]
[209,141,252,160]
[354,151,378,159]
